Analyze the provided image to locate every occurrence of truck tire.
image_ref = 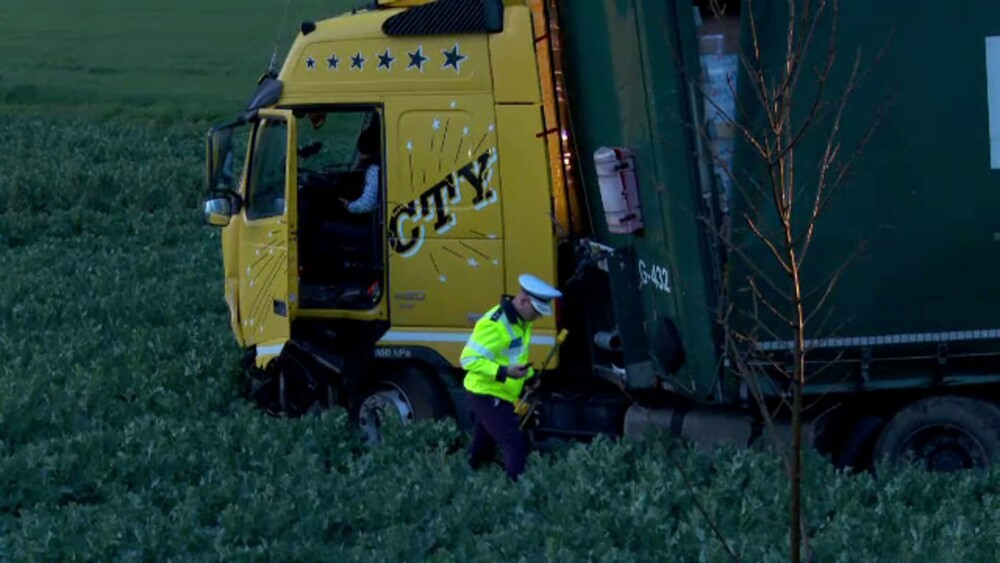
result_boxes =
[352,365,451,443]
[873,395,1000,472]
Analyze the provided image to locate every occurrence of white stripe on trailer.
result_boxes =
[756,329,1000,351]
[378,330,557,346]
[987,36,1000,169]
[380,331,470,343]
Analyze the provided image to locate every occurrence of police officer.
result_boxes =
[460,273,562,481]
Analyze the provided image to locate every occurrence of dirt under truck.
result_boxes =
[201,0,1000,471]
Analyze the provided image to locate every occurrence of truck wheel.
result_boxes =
[873,396,1000,472]
[246,347,324,418]
[352,365,451,443]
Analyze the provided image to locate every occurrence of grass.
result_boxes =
[3,1,1000,561]
[0,0,354,120]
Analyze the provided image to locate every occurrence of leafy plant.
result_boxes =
[2,109,999,563]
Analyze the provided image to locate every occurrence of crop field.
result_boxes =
[0,0,344,120]
[3,1,1000,561]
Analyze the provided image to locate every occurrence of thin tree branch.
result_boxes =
[747,276,796,328]
[746,215,793,274]
[798,33,897,260]
[802,241,867,325]
[671,453,743,562]
[697,215,794,303]
[658,96,772,223]
[743,0,783,142]
[726,338,791,465]
[770,0,838,165]
[657,12,771,160]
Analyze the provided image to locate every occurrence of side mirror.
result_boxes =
[202,116,250,227]
[206,126,237,192]
[203,194,237,227]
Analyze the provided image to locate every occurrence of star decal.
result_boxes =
[442,43,466,73]
[377,48,395,71]
[351,51,366,70]
[407,46,428,71]
[305,56,316,70]
[326,54,339,70]
[432,118,441,130]
[467,257,479,268]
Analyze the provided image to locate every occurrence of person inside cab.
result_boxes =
[338,114,381,217]
[315,111,383,304]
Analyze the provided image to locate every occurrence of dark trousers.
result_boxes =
[466,391,529,481]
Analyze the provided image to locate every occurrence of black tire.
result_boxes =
[873,395,1000,472]
[351,364,452,442]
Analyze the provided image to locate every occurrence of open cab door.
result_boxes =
[235,109,299,368]
[203,116,251,346]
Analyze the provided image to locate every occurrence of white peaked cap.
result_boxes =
[518,274,562,316]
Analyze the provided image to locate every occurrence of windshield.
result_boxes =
[206,120,250,194]
[296,110,373,173]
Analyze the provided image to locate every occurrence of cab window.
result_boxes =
[245,117,288,220]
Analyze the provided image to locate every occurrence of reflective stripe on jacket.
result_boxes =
[461,296,536,403]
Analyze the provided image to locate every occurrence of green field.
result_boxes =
[0,0,346,119]
[4,1,1000,560]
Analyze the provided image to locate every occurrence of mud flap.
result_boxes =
[255,340,287,368]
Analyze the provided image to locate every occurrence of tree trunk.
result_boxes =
[789,243,806,563]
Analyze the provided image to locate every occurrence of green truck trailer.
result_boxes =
[203,0,1000,471]
[557,0,1000,470]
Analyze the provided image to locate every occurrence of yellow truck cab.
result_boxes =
[203,0,585,438]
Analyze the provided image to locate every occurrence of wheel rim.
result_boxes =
[358,383,414,443]
[899,423,989,471]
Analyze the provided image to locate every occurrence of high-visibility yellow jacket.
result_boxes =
[461,296,537,403]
